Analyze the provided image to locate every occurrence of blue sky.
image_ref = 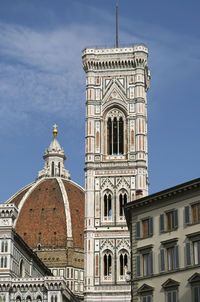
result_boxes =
[0,0,200,202]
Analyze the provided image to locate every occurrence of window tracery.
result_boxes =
[103,191,112,220]
[106,109,125,155]
[119,192,127,217]
[103,250,112,280]
[119,250,128,280]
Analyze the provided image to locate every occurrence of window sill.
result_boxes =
[160,227,178,234]
[136,235,153,241]
[105,155,126,160]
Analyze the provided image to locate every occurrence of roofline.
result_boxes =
[13,230,52,276]
[67,179,85,193]
[5,182,35,204]
[125,177,200,226]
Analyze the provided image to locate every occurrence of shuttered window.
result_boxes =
[136,217,153,239]
[143,251,153,276]
[160,209,178,233]
[192,203,200,224]
[160,245,179,272]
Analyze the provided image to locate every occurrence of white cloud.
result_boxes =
[0,13,199,132]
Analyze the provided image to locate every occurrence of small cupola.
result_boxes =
[38,124,70,179]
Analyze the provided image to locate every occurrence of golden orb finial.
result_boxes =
[52,124,58,137]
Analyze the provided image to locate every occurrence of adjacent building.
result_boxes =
[125,177,200,302]
[82,45,150,302]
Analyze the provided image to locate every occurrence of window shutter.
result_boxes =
[185,206,190,225]
[142,297,146,302]
[147,296,152,302]
[160,214,165,233]
[186,242,191,266]
[136,255,141,277]
[149,217,153,236]
[160,249,165,272]
[174,209,178,229]
[136,221,141,239]
[149,251,153,275]
[174,245,179,269]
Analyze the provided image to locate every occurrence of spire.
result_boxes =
[38,125,70,179]
[116,3,118,48]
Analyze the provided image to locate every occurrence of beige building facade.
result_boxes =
[125,177,200,302]
[82,45,150,302]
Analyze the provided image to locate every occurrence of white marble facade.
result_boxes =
[82,46,150,302]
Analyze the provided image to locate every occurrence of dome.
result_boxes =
[7,177,84,250]
[5,125,85,291]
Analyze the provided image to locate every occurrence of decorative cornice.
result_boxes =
[137,283,154,294]
[82,58,147,72]
[162,278,180,289]
[125,177,200,225]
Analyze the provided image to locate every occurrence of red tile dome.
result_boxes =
[7,177,84,250]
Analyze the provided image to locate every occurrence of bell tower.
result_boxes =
[82,45,150,302]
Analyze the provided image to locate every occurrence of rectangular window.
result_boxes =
[143,253,151,276]
[167,290,177,302]
[136,217,153,239]
[160,245,179,272]
[192,203,200,224]
[167,247,174,271]
[142,219,149,238]
[193,241,200,265]
[142,296,152,302]
[166,210,178,231]
[137,251,153,277]
[167,246,179,271]
[160,209,178,233]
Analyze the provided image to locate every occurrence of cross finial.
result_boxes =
[52,124,58,137]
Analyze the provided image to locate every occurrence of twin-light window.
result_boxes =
[185,203,200,225]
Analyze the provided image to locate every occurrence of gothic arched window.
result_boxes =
[51,162,54,177]
[119,250,128,277]
[106,109,125,155]
[104,192,112,218]
[104,251,112,277]
[119,192,127,217]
